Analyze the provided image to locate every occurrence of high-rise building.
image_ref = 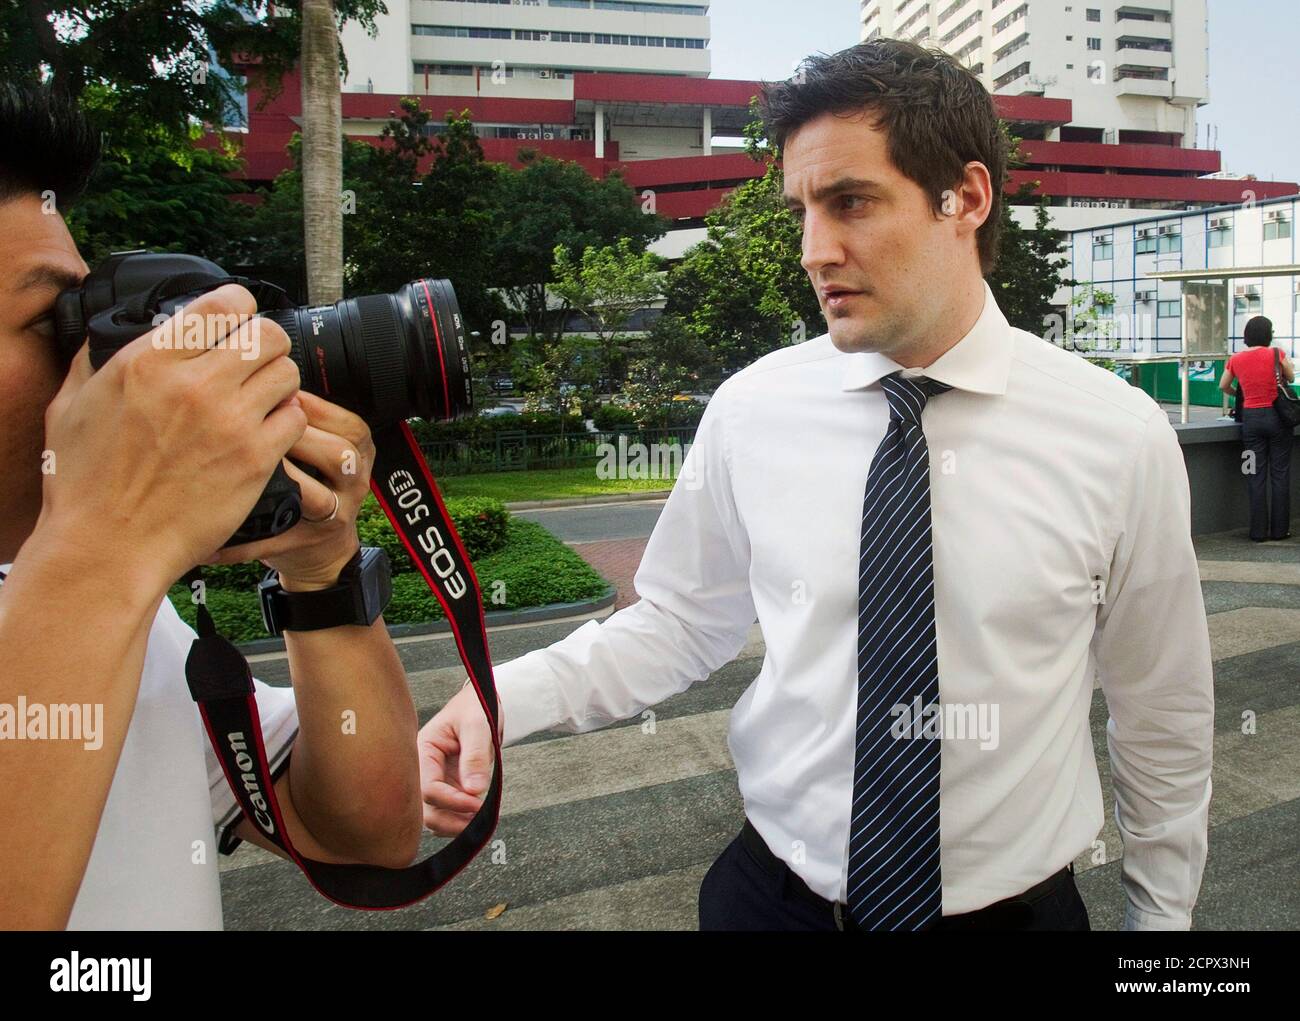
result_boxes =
[861,0,1207,147]
[237,2,769,261]
[853,1,1294,229]
[227,0,1295,258]
[332,0,723,173]
[342,0,712,100]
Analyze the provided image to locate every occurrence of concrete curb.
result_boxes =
[504,490,673,510]
[234,583,617,656]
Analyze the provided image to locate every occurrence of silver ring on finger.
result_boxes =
[302,488,340,524]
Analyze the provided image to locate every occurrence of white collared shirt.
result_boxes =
[492,280,1214,930]
[0,566,297,929]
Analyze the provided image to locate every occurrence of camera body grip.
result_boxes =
[224,460,302,548]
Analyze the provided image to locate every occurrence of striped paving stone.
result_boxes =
[218,528,1300,929]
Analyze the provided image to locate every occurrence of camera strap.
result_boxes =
[185,421,502,909]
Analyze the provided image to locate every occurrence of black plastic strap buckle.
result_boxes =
[185,632,255,704]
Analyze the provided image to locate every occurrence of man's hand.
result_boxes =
[419,682,503,836]
[36,284,307,596]
[205,390,376,590]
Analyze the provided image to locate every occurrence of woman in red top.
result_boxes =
[1219,316,1296,541]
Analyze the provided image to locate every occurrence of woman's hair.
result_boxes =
[1243,316,1274,347]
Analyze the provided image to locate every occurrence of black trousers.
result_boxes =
[698,823,1090,932]
[1241,406,1294,541]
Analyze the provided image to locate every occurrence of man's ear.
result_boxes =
[946,162,993,234]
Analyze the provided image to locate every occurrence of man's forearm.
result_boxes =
[1113,755,1212,931]
[0,525,167,927]
[280,613,422,867]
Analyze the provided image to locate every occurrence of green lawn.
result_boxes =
[438,466,679,502]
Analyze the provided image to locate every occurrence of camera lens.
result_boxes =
[263,278,474,429]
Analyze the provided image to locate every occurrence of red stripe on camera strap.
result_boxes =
[186,421,502,910]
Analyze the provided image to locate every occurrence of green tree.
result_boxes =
[65,87,253,266]
[550,238,664,390]
[2,1,385,138]
[4,2,386,273]
[1067,283,1118,353]
[662,102,822,375]
[491,155,668,348]
[518,334,596,446]
[339,97,438,292]
[342,101,508,342]
[641,312,718,388]
[987,134,1072,333]
[246,134,380,294]
[621,357,689,430]
[250,103,508,346]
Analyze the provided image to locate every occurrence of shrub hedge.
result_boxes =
[170,518,607,643]
[198,493,510,588]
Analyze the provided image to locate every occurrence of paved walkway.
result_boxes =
[567,537,649,610]
[218,522,1300,930]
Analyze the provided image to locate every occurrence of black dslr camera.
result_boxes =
[53,252,474,546]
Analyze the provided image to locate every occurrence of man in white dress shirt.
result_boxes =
[419,40,1215,931]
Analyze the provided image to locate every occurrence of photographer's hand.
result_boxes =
[36,283,308,596]
[205,392,422,869]
[205,390,375,589]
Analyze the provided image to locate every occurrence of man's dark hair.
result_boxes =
[0,83,101,206]
[1243,315,1273,347]
[761,39,1008,277]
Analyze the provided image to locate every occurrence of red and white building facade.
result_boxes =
[225,0,1296,263]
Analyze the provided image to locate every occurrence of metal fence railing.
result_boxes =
[417,426,699,476]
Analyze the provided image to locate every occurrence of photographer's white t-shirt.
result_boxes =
[0,564,298,930]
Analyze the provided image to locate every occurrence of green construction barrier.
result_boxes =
[1125,361,1224,408]
[1124,360,1297,408]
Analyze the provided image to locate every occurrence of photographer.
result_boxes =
[0,85,422,929]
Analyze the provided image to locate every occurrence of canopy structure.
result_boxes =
[1080,264,1300,423]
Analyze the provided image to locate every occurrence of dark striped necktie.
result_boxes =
[848,371,952,931]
